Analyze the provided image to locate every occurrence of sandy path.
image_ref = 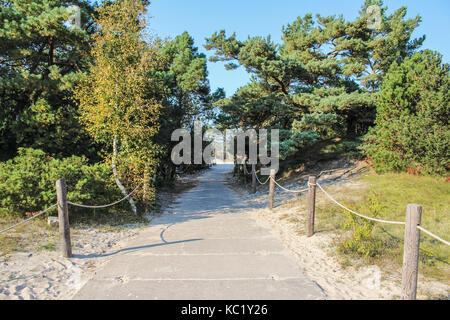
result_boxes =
[72,164,325,300]
[2,164,446,300]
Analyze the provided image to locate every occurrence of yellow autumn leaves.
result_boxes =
[74,0,164,210]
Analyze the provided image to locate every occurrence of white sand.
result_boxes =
[0,224,145,300]
[0,170,202,300]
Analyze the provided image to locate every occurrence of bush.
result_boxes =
[341,139,365,160]
[280,130,320,159]
[0,148,128,219]
[338,193,386,259]
[364,50,449,175]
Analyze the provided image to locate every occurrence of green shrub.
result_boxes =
[338,193,386,259]
[364,50,449,175]
[0,148,127,218]
[340,139,365,160]
[294,113,344,139]
[279,130,319,160]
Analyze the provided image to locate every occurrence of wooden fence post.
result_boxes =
[402,204,422,300]
[56,179,72,258]
[307,176,317,237]
[268,169,276,210]
[252,164,257,194]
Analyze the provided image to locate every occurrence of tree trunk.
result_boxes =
[112,136,137,214]
[142,166,151,213]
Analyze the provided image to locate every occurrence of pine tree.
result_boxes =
[206,0,424,159]
[152,31,222,183]
[364,50,449,175]
[0,0,96,159]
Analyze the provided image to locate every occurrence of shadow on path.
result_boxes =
[73,238,203,259]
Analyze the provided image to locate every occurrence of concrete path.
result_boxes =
[73,165,325,300]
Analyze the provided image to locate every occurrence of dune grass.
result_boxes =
[0,217,57,256]
[311,170,449,282]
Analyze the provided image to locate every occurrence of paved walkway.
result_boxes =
[73,165,325,300]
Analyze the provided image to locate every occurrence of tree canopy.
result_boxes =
[152,31,224,183]
[0,0,97,160]
[74,0,162,211]
[206,0,425,159]
[364,50,449,175]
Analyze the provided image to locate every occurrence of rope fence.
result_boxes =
[253,169,270,185]
[244,163,306,191]
[314,182,448,246]
[417,226,450,246]
[236,162,449,300]
[0,204,57,235]
[67,183,143,209]
[313,181,449,300]
[272,178,308,194]
[244,163,359,194]
[316,183,406,226]
[2,162,448,300]
[0,179,143,258]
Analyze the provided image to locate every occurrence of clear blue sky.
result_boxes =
[146,0,450,97]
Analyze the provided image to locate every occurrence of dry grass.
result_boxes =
[0,217,58,257]
[280,169,449,283]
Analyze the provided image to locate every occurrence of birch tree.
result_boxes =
[74,0,162,213]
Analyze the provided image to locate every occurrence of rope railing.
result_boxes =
[417,226,450,246]
[316,183,406,225]
[0,183,143,237]
[244,162,358,192]
[0,180,144,259]
[241,164,449,247]
[0,204,57,235]
[67,183,143,209]
[271,177,309,194]
[316,182,449,246]
[238,162,449,299]
[317,169,342,177]
[255,172,270,185]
